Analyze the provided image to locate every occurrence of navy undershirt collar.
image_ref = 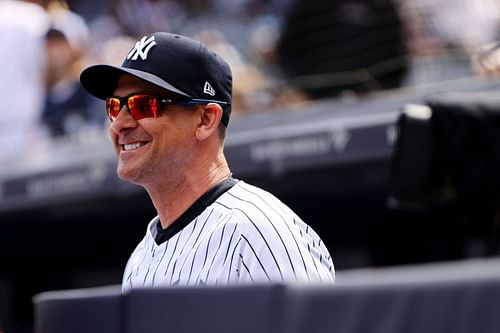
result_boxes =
[154,178,237,245]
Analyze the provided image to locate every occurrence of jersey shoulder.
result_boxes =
[213,180,298,232]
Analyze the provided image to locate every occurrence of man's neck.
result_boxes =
[145,161,231,229]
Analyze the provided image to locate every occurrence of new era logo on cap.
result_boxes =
[203,81,215,96]
[127,36,157,61]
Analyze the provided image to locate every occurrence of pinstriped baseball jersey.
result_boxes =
[122,179,334,292]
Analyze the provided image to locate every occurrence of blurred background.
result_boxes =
[1,0,500,331]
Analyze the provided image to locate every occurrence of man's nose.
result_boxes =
[109,106,138,134]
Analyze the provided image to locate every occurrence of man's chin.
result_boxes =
[117,166,142,185]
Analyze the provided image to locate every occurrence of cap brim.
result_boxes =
[80,64,192,100]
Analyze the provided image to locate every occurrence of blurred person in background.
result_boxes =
[0,0,49,158]
[41,1,104,139]
[399,0,500,85]
[277,0,409,99]
[402,0,500,53]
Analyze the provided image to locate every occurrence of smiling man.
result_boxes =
[80,32,334,291]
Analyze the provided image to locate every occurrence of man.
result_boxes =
[80,32,334,291]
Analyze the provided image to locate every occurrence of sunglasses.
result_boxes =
[105,94,229,122]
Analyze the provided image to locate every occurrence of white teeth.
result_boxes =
[123,142,145,151]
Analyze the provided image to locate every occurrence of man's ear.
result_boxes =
[196,103,223,140]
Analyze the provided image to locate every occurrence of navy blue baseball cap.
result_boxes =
[80,32,233,126]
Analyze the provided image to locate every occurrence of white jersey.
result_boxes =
[122,180,334,292]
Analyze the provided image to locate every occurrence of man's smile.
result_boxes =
[121,141,149,152]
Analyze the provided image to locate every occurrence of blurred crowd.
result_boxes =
[1,0,500,161]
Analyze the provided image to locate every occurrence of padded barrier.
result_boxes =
[34,258,500,333]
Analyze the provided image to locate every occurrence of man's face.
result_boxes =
[109,74,199,185]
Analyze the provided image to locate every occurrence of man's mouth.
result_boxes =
[122,142,147,151]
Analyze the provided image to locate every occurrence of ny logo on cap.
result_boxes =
[203,81,215,96]
[127,36,157,61]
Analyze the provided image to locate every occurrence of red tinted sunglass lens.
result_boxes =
[128,95,160,120]
[106,98,121,121]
